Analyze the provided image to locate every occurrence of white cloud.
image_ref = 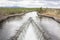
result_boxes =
[0,0,16,7]
[45,1,60,8]
[16,1,47,8]
[0,0,60,8]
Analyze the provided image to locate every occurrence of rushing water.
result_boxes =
[40,17,60,40]
[0,11,60,40]
[17,23,39,40]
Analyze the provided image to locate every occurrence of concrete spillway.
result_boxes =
[0,11,60,40]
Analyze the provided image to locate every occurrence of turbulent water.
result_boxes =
[0,11,60,40]
[40,17,60,40]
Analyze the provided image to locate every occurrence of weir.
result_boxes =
[0,11,60,40]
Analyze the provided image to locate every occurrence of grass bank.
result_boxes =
[0,8,60,18]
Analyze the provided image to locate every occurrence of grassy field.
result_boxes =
[0,8,60,18]
[0,8,39,15]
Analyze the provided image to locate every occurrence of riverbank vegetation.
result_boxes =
[0,8,60,18]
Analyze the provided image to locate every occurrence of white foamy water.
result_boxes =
[0,11,60,40]
[24,23,38,40]
[40,17,60,40]
[1,11,41,40]
[22,11,39,22]
[18,23,38,40]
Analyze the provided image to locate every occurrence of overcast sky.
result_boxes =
[0,0,60,8]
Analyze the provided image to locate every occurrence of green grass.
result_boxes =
[0,8,60,18]
[0,8,41,16]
